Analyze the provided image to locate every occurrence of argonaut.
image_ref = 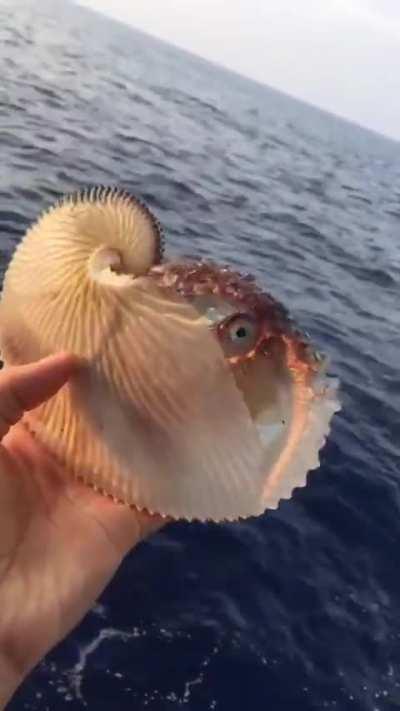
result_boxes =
[0,187,340,521]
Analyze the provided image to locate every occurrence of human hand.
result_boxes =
[0,354,164,708]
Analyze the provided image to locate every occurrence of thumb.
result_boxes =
[0,353,81,440]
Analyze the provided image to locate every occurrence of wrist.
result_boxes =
[0,652,24,709]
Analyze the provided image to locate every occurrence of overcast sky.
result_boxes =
[77,0,400,141]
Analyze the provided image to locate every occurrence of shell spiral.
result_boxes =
[0,187,267,521]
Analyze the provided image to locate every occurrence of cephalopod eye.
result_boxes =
[218,313,260,359]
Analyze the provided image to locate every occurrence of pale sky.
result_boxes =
[77,0,400,141]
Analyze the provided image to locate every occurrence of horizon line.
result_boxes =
[73,0,400,147]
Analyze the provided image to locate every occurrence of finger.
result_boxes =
[0,353,81,439]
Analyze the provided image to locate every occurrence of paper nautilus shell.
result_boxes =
[0,187,340,521]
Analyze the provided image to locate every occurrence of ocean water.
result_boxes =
[1,0,400,709]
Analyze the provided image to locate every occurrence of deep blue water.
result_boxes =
[1,0,400,709]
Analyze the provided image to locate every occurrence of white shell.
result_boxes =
[259,375,340,509]
[0,189,267,520]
